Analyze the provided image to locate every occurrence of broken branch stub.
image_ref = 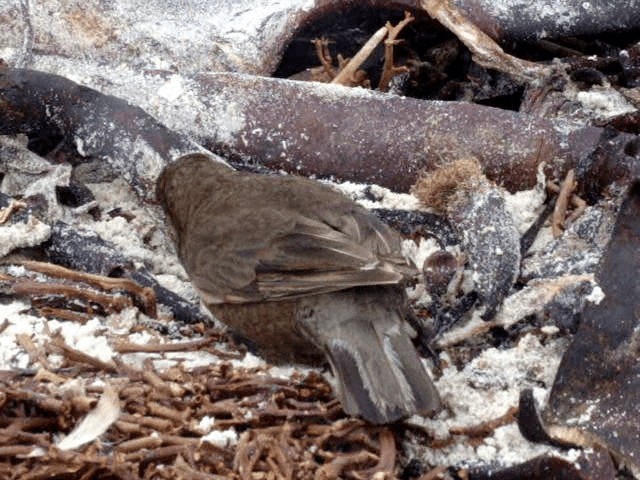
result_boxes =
[331,26,388,86]
[0,67,201,201]
[378,12,415,92]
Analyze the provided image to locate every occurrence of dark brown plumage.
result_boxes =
[157,153,441,424]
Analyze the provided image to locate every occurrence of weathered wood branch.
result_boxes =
[2,67,637,200]
[0,66,203,201]
[195,72,636,195]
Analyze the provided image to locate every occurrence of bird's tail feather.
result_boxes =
[326,324,441,424]
[299,289,441,424]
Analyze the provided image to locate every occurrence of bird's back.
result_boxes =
[157,154,442,424]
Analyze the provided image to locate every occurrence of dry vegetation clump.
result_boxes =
[411,158,485,213]
[0,331,401,479]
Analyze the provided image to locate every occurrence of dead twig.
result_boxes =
[234,431,266,480]
[119,414,173,432]
[11,279,133,314]
[420,466,449,480]
[364,428,396,477]
[0,417,58,431]
[202,346,244,360]
[449,405,518,438]
[49,337,117,372]
[119,384,148,400]
[139,367,186,398]
[114,335,218,353]
[0,445,40,456]
[315,450,378,479]
[0,199,26,225]
[378,12,414,91]
[273,426,296,480]
[33,368,68,384]
[420,0,548,83]
[566,195,587,224]
[4,388,67,415]
[20,260,157,318]
[547,177,587,231]
[147,401,189,423]
[114,420,141,435]
[15,333,50,369]
[260,427,296,480]
[116,435,163,453]
[36,306,92,324]
[550,169,577,237]
[312,37,336,80]
[0,426,50,446]
[170,455,229,480]
[311,418,366,447]
[331,26,388,86]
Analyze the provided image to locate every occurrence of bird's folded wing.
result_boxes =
[255,216,410,298]
[188,212,414,303]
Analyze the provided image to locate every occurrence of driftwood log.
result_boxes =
[195,72,638,196]
[2,66,637,200]
[467,448,616,480]
[3,0,640,76]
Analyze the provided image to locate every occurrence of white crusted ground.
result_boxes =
[0,0,625,474]
[0,168,588,471]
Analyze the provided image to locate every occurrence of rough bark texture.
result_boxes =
[0,67,203,201]
[196,72,610,193]
[544,181,640,476]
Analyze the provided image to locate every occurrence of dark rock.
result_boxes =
[543,181,640,475]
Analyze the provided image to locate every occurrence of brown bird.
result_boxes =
[157,153,441,424]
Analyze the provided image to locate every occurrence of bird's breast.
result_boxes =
[208,300,325,366]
